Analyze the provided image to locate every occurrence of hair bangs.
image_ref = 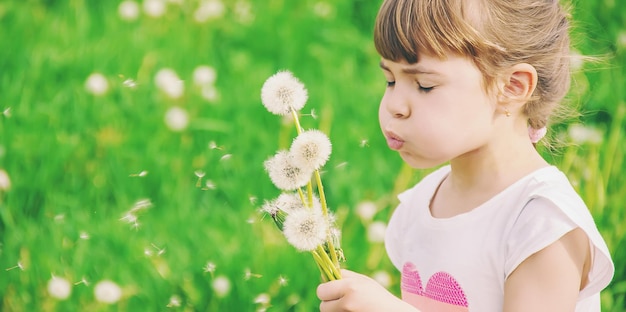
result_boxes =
[374,0,488,63]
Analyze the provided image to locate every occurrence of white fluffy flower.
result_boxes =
[356,201,377,222]
[193,65,217,86]
[290,130,332,170]
[94,280,122,304]
[263,193,304,216]
[0,169,10,191]
[85,73,109,96]
[568,124,602,145]
[194,0,225,23]
[264,150,313,191]
[261,71,308,115]
[212,275,231,298]
[118,1,140,21]
[367,221,387,243]
[143,0,166,18]
[164,106,189,131]
[47,276,71,300]
[155,68,184,99]
[283,208,328,251]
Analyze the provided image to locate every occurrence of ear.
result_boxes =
[502,63,537,103]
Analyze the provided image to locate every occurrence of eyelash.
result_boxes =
[385,80,434,93]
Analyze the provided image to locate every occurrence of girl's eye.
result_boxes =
[386,81,396,87]
[418,83,434,93]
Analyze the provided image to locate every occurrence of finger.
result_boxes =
[316,280,345,301]
[339,269,361,278]
[319,298,341,312]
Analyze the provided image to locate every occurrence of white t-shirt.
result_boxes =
[385,165,614,312]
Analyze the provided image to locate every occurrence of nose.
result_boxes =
[381,88,411,119]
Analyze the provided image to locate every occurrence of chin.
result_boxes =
[400,153,443,169]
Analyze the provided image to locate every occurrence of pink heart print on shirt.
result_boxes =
[401,262,469,312]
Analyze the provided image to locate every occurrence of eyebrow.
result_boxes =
[379,61,440,75]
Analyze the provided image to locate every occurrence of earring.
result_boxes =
[504,107,511,117]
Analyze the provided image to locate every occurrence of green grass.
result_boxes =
[0,0,624,311]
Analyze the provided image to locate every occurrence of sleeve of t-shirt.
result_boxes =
[504,196,614,299]
[504,196,577,279]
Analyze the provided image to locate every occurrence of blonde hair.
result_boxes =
[374,0,572,130]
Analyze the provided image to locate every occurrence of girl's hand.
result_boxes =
[316,269,419,312]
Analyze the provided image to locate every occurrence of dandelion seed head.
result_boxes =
[234,1,254,24]
[94,280,122,304]
[264,151,313,191]
[356,201,377,222]
[48,276,72,300]
[143,0,166,18]
[274,192,305,213]
[367,221,387,243]
[193,65,217,86]
[0,169,11,191]
[261,71,308,115]
[283,209,328,251]
[85,73,109,96]
[194,0,226,23]
[212,275,231,298]
[164,106,189,132]
[118,0,140,21]
[290,130,332,170]
[155,68,184,99]
[568,124,602,145]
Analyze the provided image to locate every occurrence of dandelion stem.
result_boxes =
[290,108,303,135]
[315,170,340,268]
[312,250,335,281]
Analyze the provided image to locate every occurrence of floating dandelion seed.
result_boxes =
[283,209,328,252]
[79,231,90,240]
[278,275,288,286]
[85,73,109,96]
[94,280,122,304]
[2,107,11,118]
[74,276,89,286]
[129,170,148,177]
[290,129,332,171]
[118,0,140,21]
[54,214,65,223]
[244,268,262,280]
[248,195,258,205]
[308,109,318,119]
[164,106,189,131]
[6,261,24,271]
[194,170,205,187]
[203,261,216,273]
[220,154,232,161]
[254,293,271,305]
[360,139,369,147]
[204,180,216,190]
[122,78,138,89]
[48,276,72,300]
[193,65,217,86]
[264,150,313,191]
[144,248,153,257]
[261,71,308,115]
[212,275,231,298]
[335,161,348,169]
[208,141,222,150]
[151,243,166,256]
[167,295,182,307]
[568,124,602,145]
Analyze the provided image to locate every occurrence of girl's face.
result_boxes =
[379,53,498,168]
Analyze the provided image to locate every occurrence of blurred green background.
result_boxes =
[0,0,624,311]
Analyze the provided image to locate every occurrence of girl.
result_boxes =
[317,0,614,311]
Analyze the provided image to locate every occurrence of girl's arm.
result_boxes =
[503,227,591,312]
[317,270,421,312]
